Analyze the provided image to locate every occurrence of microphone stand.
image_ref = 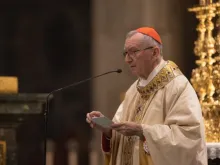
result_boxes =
[43,69,122,165]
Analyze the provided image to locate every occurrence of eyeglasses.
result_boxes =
[123,46,154,58]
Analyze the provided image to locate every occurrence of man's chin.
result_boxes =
[130,68,138,76]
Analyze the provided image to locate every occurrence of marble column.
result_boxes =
[141,0,185,69]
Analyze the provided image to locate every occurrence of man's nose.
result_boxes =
[125,54,133,64]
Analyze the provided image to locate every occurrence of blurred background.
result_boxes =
[0,0,201,165]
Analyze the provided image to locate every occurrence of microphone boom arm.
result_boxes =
[43,69,122,165]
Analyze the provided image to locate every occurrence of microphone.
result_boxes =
[43,69,122,165]
[47,69,122,95]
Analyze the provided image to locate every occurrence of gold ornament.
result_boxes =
[189,2,220,142]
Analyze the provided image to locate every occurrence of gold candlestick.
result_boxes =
[189,6,207,101]
[215,3,220,54]
[200,0,206,5]
[204,5,216,103]
[206,0,213,5]
[189,3,220,142]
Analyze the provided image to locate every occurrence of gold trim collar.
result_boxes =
[136,61,182,99]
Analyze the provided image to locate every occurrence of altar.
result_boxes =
[207,143,220,165]
[0,93,47,165]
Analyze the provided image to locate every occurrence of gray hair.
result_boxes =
[126,30,163,55]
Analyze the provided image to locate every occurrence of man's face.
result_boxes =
[124,33,155,79]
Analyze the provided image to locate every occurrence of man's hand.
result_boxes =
[86,111,104,128]
[86,111,112,138]
[111,122,145,140]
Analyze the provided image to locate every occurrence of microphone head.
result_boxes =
[116,69,122,73]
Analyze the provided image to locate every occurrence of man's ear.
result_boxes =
[153,47,160,57]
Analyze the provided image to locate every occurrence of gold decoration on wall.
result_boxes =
[0,141,6,165]
[0,77,18,94]
[188,1,220,142]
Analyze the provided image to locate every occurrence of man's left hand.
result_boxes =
[111,122,145,140]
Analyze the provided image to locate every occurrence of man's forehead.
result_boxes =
[125,40,141,48]
[124,33,146,49]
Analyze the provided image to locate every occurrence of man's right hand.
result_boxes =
[86,111,112,138]
[86,111,104,128]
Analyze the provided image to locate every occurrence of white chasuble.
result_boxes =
[103,61,207,165]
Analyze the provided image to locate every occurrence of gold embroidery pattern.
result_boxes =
[133,61,182,123]
[137,61,182,100]
[133,97,148,122]
[121,136,135,165]
[121,61,183,164]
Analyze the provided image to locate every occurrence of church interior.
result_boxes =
[0,0,219,165]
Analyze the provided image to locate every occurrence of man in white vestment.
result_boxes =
[86,27,207,165]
